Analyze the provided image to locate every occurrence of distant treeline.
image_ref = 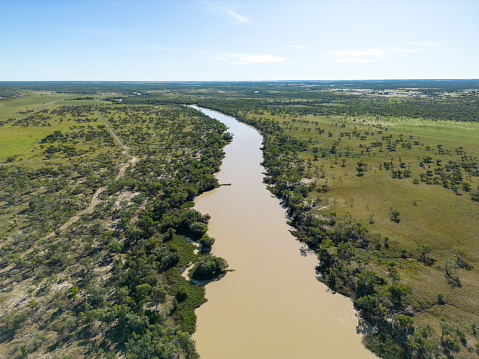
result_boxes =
[1,79,479,97]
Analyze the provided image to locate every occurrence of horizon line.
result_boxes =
[1,78,479,83]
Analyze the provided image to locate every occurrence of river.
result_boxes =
[191,106,377,359]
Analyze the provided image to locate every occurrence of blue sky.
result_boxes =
[1,0,478,81]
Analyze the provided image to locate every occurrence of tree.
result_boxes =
[125,313,149,334]
[394,314,414,331]
[440,322,461,353]
[452,245,470,269]
[357,270,380,296]
[109,241,123,253]
[176,330,196,357]
[199,234,215,253]
[69,286,79,298]
[150,286,167,310]
[437,292,445,305]
[337,241,355,263]
[388,283,412,308]
[166,227,176,240]
[189,222,208,238]
[135,283,152,304]
[444,258,457,280]
[200,234,215,247]
[388,267,401,283]
[190,257,228,281]
[416,243,434,265]
[389,207,400,223]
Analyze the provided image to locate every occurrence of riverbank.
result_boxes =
[193,98,479,358]
[191,106,377,359]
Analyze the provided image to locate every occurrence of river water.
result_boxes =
[191,106,376,359]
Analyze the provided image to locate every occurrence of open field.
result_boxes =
[0,93,114,163]
[253,110,479,329]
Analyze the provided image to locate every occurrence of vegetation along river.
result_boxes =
[191,106,377,359]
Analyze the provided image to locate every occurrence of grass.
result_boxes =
[0,101,116,162]
[243,107,479,353]
[0,92,69,117]
[257,112,479,250]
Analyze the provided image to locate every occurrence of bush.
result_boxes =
[175,286,189,302]
[200,234,215,248]
[189,222,208,238]
[190,257,228,281]
[437,292,445,305]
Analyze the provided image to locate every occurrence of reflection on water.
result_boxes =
[191,106,377,359]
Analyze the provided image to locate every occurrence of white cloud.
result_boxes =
[391,47,422,53]
[196,1,250,23]
[334,58,375,63]
[287,45,313,50]
[125,46,192,52]
[388,42,446,56]
[410,41,442,47]
[204,52,287,65]
[334,49,386,57]
[332,48,386,64]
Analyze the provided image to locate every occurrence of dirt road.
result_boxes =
[43,111,138,240]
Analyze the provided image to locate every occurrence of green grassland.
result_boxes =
[0,93,115,163]
[256,109,479,306]
[231,95,479,357]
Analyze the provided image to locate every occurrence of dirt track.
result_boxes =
[43,112,138,240]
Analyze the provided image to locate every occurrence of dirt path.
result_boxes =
[41,112,138,241]
[37,101,57,112]
[43,185,107,239]
[0,100,58,119]
[96,111,129,151]
[0,158,60,167]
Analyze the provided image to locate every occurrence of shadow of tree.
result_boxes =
[356,317,374,335]
[447,276,462,288]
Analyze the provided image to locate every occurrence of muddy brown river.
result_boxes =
[191,106,377,359]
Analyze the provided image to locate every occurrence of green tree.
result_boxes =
[394,314,414,331]
[389,207,400,223]
[452,245,469,269]
[150,286,167,310]
[357,270,380,296]
[444,258,457,279]
[69,286,79,298]
[388,283,412,308]
[135,283,152,304]
[437,292,445,305]
[416,243,434,265]
[189,221,208,238]
[190,257,228,281]
[176,286,189,302]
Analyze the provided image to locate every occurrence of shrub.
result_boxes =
[190,257,228,281]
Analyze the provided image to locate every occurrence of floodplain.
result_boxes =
[0,80,478,359]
